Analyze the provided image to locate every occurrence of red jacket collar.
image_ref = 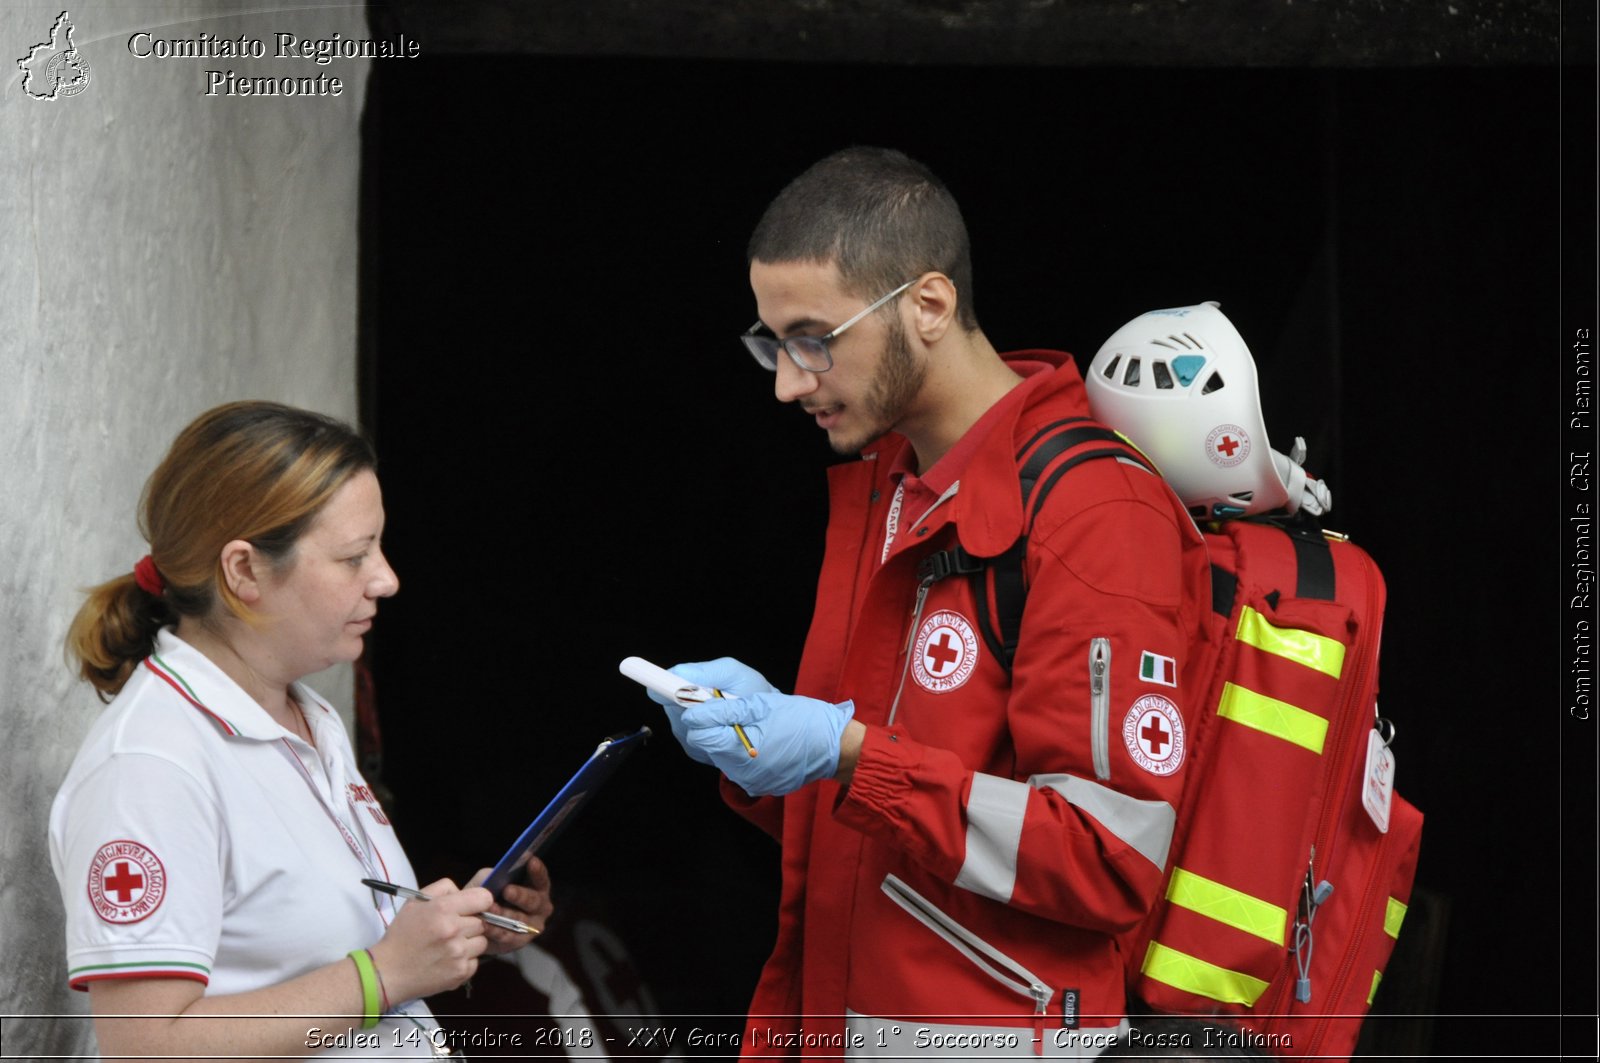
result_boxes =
[854,350,1091,558]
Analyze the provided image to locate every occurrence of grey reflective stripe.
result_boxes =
[1031,773,1177,870]
[955,773,1031,902]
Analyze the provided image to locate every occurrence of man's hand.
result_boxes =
[644,658,777,766]
[681,692,855,797]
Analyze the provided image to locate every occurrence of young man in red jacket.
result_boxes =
[653,147,1211,1058]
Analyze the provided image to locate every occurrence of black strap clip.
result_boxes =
[917,547,984,584]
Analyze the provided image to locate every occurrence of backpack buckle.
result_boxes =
[917,548,983,583]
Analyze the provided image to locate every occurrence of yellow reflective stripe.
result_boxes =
[1368,969,1382,1005]
[1385,896,1408,939]
[1166,868,1288,945]
[1217,682,1329,754]
[1236,605,1346,678]
[1141,941,1271,1006]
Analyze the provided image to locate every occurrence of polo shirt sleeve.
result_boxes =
[51,751,223,990]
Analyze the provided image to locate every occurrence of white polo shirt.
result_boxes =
[50,629,452,1058]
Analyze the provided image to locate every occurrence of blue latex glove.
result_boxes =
[644,658,776,766]
[681,692,856,797]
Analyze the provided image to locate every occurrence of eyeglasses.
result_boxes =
[740,279,917,373]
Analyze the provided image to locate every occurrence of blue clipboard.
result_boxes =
[482,726,651,898]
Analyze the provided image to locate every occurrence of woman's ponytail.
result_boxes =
[66,570,173,700]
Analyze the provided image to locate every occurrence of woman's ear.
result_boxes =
[217,540,264,605]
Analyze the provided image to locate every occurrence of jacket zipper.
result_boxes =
[1090,638,1111,781]
[881,873,1053,1053]
[887,574,937,725]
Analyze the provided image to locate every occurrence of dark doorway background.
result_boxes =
[359,46,1589,1058]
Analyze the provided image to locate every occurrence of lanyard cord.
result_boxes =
[277,738,380,878]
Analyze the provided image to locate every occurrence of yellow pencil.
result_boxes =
[712,688,759,757]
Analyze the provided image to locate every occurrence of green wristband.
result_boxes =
[348,948,381,1030]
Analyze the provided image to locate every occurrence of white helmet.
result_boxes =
[1084,301,1330,521]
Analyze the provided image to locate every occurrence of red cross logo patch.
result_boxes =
[1122,694,1186,776]
[911,610,980,693]
[1204,423,1252,469]
[347,783,392,826]
[88,840,167,924]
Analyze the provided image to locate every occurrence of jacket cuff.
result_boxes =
[834,723,920,830]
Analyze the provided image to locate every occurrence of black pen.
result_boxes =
[361,878,538,936]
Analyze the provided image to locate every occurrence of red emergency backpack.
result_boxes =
[929,419,1423,1062]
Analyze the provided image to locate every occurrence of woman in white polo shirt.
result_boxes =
[50,401,551,1059]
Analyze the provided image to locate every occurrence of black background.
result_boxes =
[361,56,1591,1055]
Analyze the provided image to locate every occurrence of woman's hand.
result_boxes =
[468,859,553,954]
[368,877,491,1003]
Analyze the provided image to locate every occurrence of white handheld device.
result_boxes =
[619,656,756,757]
[619,656,731,707]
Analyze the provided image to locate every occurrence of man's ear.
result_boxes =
[218,539,264,605]
[907,273,959,345]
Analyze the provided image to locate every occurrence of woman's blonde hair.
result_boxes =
[67,401,376,700]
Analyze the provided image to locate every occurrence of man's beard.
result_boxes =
[829,315,925,455]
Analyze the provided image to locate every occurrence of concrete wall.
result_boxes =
[1,2,369,1055]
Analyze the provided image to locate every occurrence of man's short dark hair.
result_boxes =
[748,146,978,331]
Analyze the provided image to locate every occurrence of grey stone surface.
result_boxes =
[1,2,368,1055]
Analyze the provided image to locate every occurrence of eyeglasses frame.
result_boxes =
[741,278,920,373]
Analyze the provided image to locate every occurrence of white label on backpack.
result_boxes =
[1362,729,1395,833]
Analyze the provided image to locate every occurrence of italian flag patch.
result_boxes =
[1140,651,1177,687]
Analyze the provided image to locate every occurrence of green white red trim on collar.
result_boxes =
[143,655,239,736]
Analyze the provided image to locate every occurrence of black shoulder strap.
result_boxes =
[913,420,1151,671]
[919,420,1150,668]
[982,422,1156,667]
[1208,512,1337,624]
[938,422,1338,672]
[1284,515,1337,601]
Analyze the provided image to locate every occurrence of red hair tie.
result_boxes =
[133,555,166,597]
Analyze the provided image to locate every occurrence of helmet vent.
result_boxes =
[1171,354,1206,387]
[1230,491,1255,503]
[1183,332,1205,348]
[1202,371,1225,395]
[1151,339,1179,351]
[1153,361,1174,389]
[1123,358,1142,386]
[1103,354,1122,380]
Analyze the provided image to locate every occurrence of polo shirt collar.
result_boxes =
[145,628,332,741]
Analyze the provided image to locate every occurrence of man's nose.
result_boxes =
[773,351,819,404]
